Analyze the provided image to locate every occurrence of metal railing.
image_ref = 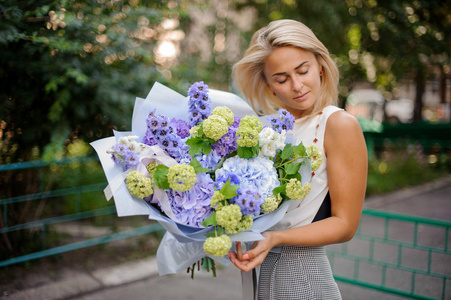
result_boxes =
[327,209,451,300]
[0,156,164,268]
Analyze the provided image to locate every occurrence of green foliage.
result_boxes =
[0,0,171,165]
[220,179,239,199]
[366,146,449,196]
[153,164,170,190]
[189,157,210,174]
[236,144,259,159]
[186,136,213,156]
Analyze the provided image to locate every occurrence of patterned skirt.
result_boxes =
[257,246,341,300]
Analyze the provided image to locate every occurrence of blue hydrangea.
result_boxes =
[214,172,241,190]
[231,186,263,215]
[166,173,214,227]
[179,150,222,172]
[215,155,279,201]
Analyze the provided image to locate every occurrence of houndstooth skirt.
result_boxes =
[257,245,341,300]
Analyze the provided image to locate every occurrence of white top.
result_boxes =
[270,105,343,230]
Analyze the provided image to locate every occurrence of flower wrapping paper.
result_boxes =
[90,82,310,275]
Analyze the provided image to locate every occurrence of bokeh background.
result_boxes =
[0,0,450,296]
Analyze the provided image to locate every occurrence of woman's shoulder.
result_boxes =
[325,107,360,132]
[324,108,364,154]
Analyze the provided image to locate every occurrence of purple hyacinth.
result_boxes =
[267,109,295,133]
[187,81,211,127]
[170,118,190,139]
[143,111,186,159]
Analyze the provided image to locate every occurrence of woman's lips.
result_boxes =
[294,91,309,101]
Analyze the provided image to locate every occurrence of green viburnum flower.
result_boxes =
[261,193,283,214]
[125,171,153,198]
[203,234,232,257]
[216,204,242,229]
[212,106,234,125]
[240,115,263,131]
[236,116,263,147]
[203,115,229,140]
[306,144,323,171]
[146,161,157,176]
[286,179,312,200]
[189,125,201,138]
[210,190,226,209]
[225,214,253,235]
[167,163,197,192]
[236,128,259,147]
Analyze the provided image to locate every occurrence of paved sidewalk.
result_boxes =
[2,175,451,300]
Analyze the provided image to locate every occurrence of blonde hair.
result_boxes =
[233,19,339,117]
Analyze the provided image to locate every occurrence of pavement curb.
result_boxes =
[364,174,451,209]
[2,257,160,300]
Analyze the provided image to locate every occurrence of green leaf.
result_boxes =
[285,162,302,175]
[153,165,170,189]
[280,143,294,160]
[293,143,307,157]
[273,185,287,198]
[189,157,210,173]
[286,173,302,181]
[237,144,259,159]
[221,179,239,199]
[186,137,213,156]
[201,212,217,227]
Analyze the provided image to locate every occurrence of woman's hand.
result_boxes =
[227,232,275,272]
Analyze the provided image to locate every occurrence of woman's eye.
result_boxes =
[278,79,287,84]
[298,70,308,75]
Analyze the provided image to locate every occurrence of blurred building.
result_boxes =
[346,79,451,125]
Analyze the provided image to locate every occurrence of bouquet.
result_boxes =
[91,82,322,276]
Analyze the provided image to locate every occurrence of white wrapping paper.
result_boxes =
[91,82,293,275]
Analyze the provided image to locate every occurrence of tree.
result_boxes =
[341,0,450,121]
[0,0,179,257]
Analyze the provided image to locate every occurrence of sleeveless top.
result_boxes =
[270,105,343,230]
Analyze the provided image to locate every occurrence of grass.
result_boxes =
[366,144,450,196]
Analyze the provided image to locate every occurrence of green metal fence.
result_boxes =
[327,209,451,300]
[1,157,450,300]
[0,156,164,268]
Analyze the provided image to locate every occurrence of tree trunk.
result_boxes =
[413,70,425,122]
[439,66,446,104]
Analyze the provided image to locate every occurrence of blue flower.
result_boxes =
[188,81,209,98]
[267,109,295,133]
[166,173,214,227]
[123,150,139,168]
[215,155,279,200]
[171,119,190,139]
[214,172,241,190]
[231,186,263,215]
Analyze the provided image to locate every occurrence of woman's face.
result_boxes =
[263,46,322,119]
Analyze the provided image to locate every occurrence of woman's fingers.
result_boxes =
[236,242,243,260]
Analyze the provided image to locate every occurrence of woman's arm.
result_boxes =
[228,111,368,272]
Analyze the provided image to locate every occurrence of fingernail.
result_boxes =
[242,254,249,260]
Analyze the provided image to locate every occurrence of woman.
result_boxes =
[228,19,368,299]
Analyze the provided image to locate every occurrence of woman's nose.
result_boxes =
[292,78,303,92]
